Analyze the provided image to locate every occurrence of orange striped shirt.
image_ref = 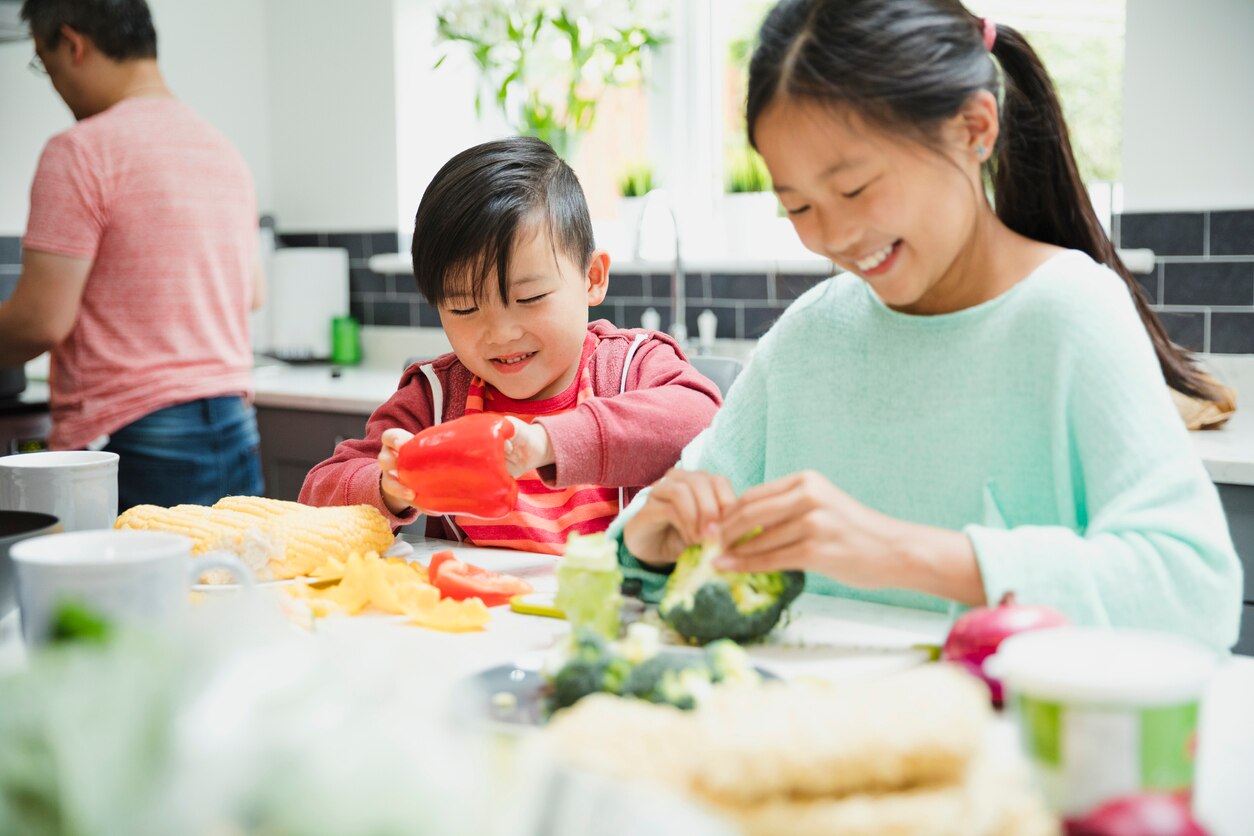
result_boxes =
[454,333,620,554]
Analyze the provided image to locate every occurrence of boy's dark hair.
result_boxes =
[22,0,158,60]
[747,0,1219,403]
[411,136,595,308]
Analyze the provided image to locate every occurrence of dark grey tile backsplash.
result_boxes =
[1118,209,1254,355]
[0,236,21,267]
[1120,212,1206,256]
[1162,262,1254,307]
[283,213,1254,355]
[289,228,814,340]
[1211,211,1254,257]
[0,236,21,302]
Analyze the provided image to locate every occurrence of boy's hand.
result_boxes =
[378,428,416,515]
[622,468,737,567]
[502,417,554,478]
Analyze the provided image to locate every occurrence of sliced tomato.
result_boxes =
[427,550,457,583]
[431,557,533,608]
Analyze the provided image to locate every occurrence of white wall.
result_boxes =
[1122,0,1254,212]
[0,38,70,234]
[151,0,273,215]
[0,0,273,234]
[265,0,399,232]
[393,0,498,246]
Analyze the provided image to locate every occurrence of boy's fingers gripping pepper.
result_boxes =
[395,414,519,518]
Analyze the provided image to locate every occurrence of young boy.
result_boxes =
[300,137,722,553]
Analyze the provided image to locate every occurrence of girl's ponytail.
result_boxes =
[988,24,1219,401]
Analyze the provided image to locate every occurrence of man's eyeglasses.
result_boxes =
[28,53,48,75]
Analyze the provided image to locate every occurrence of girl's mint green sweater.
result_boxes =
[612,251,1243,651]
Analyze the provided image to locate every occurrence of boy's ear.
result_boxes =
[585,250,611,306]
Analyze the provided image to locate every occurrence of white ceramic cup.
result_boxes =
[0,451,120,531]
[11,529,252,647]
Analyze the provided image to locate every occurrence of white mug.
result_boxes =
[11,529,252,647]
[0,451,120,531]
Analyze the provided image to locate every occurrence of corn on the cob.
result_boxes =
[263,504,394,579]
[114,504,282,581]
[212,495,307,520]
[114,497,395,583]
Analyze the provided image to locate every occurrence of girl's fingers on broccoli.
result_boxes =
[721,518,810,562]
[712,474,738,514]
[651,483,702,545]
[720,472,829,543]
[688,477,728,542]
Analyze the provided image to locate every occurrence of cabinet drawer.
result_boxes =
[256,407,369,501]
[256,407,366,462]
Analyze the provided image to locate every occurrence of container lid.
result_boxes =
[986,627,1219,706]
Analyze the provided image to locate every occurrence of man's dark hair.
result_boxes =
[411,136,595,307]
[22,0,157,60]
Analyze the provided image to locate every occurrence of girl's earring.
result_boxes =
[976,144,987,161]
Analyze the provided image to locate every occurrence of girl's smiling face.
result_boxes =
[438,218,609,401]
[754,97,993,315]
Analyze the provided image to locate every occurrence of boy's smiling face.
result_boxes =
[438,218,610,401]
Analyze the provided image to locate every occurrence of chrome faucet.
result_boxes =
[633,189,686,343]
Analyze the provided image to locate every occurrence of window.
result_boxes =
[637,0,1128,258]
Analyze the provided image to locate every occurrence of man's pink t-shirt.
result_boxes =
[23,96,256,450]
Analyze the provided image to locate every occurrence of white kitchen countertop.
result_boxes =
[251,363,404,415]
[2,536,1251,833]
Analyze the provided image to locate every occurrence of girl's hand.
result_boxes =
[378,428,416,515]
[716,471,985,604]
[622,468,738,567]
[503,417,554,478]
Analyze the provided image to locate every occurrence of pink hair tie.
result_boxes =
[981,17,997,51]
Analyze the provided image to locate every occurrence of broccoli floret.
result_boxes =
[703,639,760,686]
[653,666,714,711]
[549,659,608,710]
[545,628,633,711]
[623,653,704,699]
[658,542,804,645]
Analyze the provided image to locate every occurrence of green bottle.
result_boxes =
[556,532,623,639]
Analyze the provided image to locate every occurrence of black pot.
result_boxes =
[0,511,60,621]
[0,366,25,400]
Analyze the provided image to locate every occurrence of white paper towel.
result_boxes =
[266,247,349,360]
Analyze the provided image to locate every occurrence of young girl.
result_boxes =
[302,137,721,553]
[617,0,1242,649]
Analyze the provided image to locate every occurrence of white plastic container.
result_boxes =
[267,247,349,361]
[987,627,1218,818]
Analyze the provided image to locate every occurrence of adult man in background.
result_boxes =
[0,0,265,509]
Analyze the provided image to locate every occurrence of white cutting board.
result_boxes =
[267,247,349,360]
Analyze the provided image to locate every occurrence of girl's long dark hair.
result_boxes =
[746,0,1219,402]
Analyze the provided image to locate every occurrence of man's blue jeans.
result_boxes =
[105,396,264,511]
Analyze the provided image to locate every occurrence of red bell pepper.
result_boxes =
[425,550,533,607]
[396,413,518,518]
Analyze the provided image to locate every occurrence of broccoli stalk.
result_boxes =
[658,541,804,645]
